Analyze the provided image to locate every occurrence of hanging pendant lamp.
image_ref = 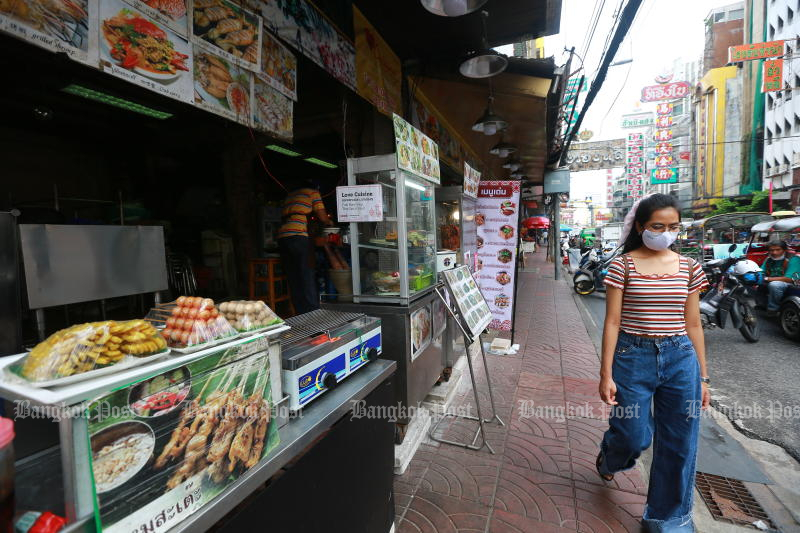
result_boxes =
[510,171,524,179]
[459,11,507,78]
[421,0,488,17]
[503,158,522,171]
[490,136,517,158]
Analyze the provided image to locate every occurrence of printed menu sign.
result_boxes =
[443,266,492,338]
[88,338,280,533]
[336,184,384,222]
[393,113,441,184]
[99,0,193,104]
[476,181,521,331]
[0,0,99,66]
[464,162,480,199]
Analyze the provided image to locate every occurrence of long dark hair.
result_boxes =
[622,194,681,253]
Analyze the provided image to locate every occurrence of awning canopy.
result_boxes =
[523,216,549,229]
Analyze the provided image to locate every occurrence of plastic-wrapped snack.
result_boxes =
[218,300,283,332]
[19,320,167,382]
[158,296,237,349]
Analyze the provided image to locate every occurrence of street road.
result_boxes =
[578,289,800,462]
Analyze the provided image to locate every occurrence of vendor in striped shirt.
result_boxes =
[278,182,333,313]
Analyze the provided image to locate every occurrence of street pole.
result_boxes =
[553,195,561,280]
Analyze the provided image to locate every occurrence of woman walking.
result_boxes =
[597,194,711,532]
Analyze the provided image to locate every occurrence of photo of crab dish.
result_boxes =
[499,225,514,240]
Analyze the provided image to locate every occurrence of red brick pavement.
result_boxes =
[395,253,648,533]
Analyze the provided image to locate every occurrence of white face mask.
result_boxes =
[642,229,679,251]
[771,254,786,262]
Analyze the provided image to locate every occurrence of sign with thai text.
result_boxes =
[763,58,783,92]
[621,112,654,128]
[641,81,691,102]
[565,139,626,171]
[729,40,784,63]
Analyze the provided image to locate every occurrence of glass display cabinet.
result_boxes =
[346,154,437,304]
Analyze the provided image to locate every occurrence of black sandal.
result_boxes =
[596,452,614,482]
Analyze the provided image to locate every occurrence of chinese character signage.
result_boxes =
[655,155,674,168]
[651,168,679,184]
[656,116,673,128]
[763,58,784,92]
[656,142,673,155]
[655,129,673,141]
[641,81,691,102]
[729,40,784,63]
[656,103,673,115]
[565,139,626,171]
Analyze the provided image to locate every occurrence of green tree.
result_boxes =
[735,190,770,212]
[710,198,739,216]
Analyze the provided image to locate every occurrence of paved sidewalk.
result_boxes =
[395,252,649,533]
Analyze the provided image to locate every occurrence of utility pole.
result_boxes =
[553,195,561,280]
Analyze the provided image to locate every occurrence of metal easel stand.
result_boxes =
[428,287,505,454]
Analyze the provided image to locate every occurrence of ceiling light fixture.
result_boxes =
[510,171,524,179]
[489,137,517,158]
[503,158,522,171]
[472,75,508,136]
[420,0,488,16]
[61,84,172,119]
[265,144,301,157]
[304,157,337,169]
[459,11,507,78]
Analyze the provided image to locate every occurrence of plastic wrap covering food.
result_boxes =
[18,320,167,382]
[151,296,237,349]
[218,300,283,332]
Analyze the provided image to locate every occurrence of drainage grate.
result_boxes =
[695,472,774,530]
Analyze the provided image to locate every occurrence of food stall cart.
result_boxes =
[323,153,444,441]
[435,186,478,372]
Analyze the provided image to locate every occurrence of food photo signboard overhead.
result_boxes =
[99,0,194,104]
[393,113,441,184]
[190,0,262,73]
[475,181,521,331]
[122,0,188,38]
[0,0,99,66]
[336,184,384,222]
[463,162,480,199]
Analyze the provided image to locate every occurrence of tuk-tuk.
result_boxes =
[745,215,800,265]
[681,213,774,263]
[744,216,800,340]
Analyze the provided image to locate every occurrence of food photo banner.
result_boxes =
[99,1,194,104]
[123,0,188,37]
[260,0,356,90]
[393,113,441,184]
[0,0,99,66]
[191,0,262,73]
[463,162,480,199]
[442,266,492,339]
[353,5,401,117]
[89,337,280,533]
[475,181,521,331]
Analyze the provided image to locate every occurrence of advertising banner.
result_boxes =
[729,40,784,62]
[353,6,401,117]
[641,81,690,102]
[0,0,99,66]
[191,0,262,72]
[193,45,252,126]
[476,181,521,331]
[257,30,298,101]
[621,112,654,128]
[99,0,193,104]
[464,162,480,199]
[88,337,280,533]
[123,0,188,37]
[252,77,293,140]
[260,0,356,90]
[651,168,679,184]
[565,139,626,171]
[393,113,441,184]
[763,58,784,92]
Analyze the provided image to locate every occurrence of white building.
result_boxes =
[763,0,800,203]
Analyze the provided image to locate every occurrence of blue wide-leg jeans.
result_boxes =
[597,331,702,532]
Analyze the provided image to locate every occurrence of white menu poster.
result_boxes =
[463,162,480,199]
[476,181,521,331]
[443,266,493,338]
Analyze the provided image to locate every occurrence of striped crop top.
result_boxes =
[603,254,709,336]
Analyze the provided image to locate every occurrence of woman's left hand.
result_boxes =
[701,383,711,410]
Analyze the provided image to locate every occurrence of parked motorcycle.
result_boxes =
[573,246,621,295]
[698,246,760,342]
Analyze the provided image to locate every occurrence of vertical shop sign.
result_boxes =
[353,6,401,117]
[626,133,644,200]
[763,58,784,92]
[393,114,441,184]
[476,181,521,331]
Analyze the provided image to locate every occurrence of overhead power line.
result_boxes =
[560,0,644,166]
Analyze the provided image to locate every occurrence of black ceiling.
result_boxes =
[351,0,562,62]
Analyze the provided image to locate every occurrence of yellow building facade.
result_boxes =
[694,66,739,213]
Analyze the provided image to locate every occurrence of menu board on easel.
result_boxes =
[442,265,492,339]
